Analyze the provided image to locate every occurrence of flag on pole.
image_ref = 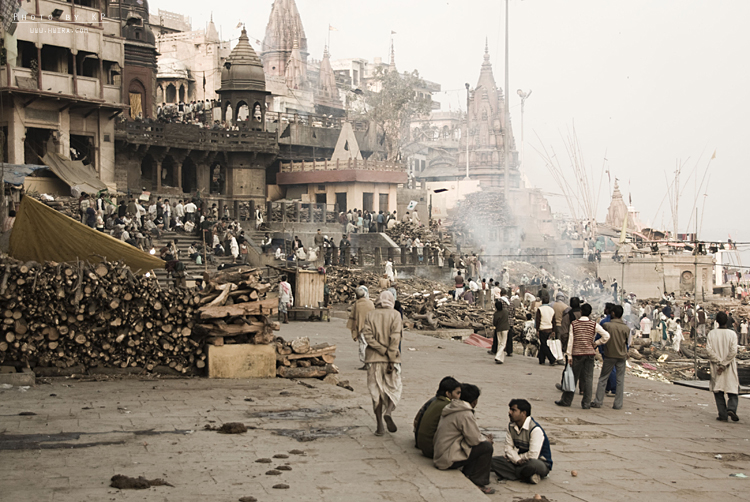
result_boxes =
[711,149,717,160]
[236,21,243,29]
[329,25,338,31]
[391,30,397,35]
[407,200,418,210]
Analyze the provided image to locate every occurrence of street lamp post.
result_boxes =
[516,89,532,169]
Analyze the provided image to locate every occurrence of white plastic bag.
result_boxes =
[547,339,564,360]
[561,363,575,393]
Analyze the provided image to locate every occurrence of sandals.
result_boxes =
[479,486,496,494]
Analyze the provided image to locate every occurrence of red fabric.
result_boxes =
[463,334,492,349]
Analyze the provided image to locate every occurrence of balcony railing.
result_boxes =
[115,121,279,153]
[280,158,403,173]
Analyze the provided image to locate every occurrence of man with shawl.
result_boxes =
[707,312,740,422]
[361,291,403,436]
[347,286,375,370]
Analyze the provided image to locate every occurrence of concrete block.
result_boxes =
[208,344,276,379]
[0,371,35,386]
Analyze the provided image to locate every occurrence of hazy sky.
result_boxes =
[150,0,750,244]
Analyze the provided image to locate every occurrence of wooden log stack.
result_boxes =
[192,267,280,347]
[274,336,339,379]
[0,256,202,374]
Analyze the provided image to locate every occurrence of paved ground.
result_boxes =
[1,317,748,502]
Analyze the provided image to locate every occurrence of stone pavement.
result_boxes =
[1,317,748,502]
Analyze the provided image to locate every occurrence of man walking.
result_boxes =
[361,291,403,436]
[707,312,740,422]
[348,286,375,370]
[536,291,557,365]
[278,275,293,324]
[491,399,553,485]
[592,305,628,410]
[556,304,609,408]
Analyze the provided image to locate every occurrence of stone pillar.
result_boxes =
[218,199,224,220]
[36,45,42,90]
[344,247,351,267]
[177,162,183,192]
[234,200,240,221]
[294,202,301,222]
[266,201,272,222]
[308,205,313,223]
[388,247,395,263]
[249,200,255,222]
[401,247,408,266]
[281,202,287,223]
[71,50,78,96]
[374,248,382,268]
[332,244,339,265]
[412,247,419,265]
[321,203,327,224]
[156,160,162,191]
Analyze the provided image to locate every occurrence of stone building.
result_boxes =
[0,0,127,190]
[152,10,230,104]
[114,29,278,211]
[106,0,158,119]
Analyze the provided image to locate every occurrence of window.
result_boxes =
[378,193,389,212]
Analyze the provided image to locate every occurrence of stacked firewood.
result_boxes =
[0,256,201,373]
[193,268,279,347]
[40,196,79,219]
[451,189,515,238]
[385,222,442,244]
[275,336,338,379]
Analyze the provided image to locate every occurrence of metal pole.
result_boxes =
[503,0,510,199]
[693,208,698,379]
[465,83,470,180]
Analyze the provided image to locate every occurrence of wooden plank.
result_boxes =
[286,345,336,360]
[199,298,278,319]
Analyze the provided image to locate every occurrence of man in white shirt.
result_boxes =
[184,200,197,222]
[278,275,293,324]
[175,200,185,222]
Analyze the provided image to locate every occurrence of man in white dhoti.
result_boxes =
[361,291,403,436]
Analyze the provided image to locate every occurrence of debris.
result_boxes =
[255,458,272,463]
[218,422,248,434]
[110,474,174,489]
[272,484,290,489]
[18,412,36,416]
[265,470,281,475]
[571,470,578,477]
[239,497,257,502]
[288,449,306,455]
[715,454,723,459]
[729,473,747,478]
[273,453,289,459]
[276,465,292,471]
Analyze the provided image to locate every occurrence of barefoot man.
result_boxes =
[361,290,403,435]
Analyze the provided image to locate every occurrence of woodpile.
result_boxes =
[0,255,202,374]
[192,267,279,348]
[274,336,339,379]
[38,196,80,219]
[385,222,442,244]
[451,189,514,243]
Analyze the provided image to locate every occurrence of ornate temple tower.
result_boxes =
[458,43,519,187]
[260,0,308,78]
[314,48,343,116]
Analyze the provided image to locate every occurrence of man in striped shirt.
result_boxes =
[555,304,610,408]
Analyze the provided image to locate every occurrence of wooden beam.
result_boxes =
[22,96,39,108]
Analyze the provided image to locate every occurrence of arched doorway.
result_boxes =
[179,84,185,102]
[182,157,197,194]
[156,85,164,105]
[166,83,176,103]
[128,79,146,119]
[236,101,249,122]
[210,162,226,195]
[141,154,156,190]
[161,156,176,187]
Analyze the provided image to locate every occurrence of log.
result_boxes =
[277,366,328,378]
[291,337,310,354]
[203,268,259,285]
[198,298,278,319]
[286,345,336,360]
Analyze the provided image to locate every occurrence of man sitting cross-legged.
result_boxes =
[491,398,553,485]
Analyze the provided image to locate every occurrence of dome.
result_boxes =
[219,28,266,93]
[157,57,189,80]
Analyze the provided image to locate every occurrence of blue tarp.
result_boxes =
[2,164,49,186]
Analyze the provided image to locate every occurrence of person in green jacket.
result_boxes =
[415,376,462,458]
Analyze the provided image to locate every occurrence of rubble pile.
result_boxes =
[274,336,339,379]
[0,256,202,373]
[38,196,80,219]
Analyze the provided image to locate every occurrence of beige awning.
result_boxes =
[42,152,108,196]
[9,195,164,274]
